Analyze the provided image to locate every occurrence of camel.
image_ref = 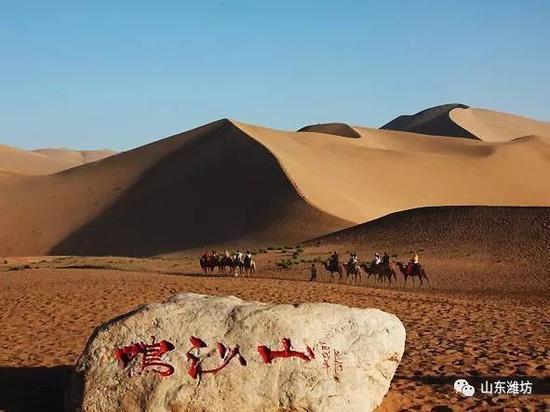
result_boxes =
[321,260,345,283]
[218,255,233,274]
[243,258,256,276]
[199,255,219,274]
[343,261,362,284]
[229,258,244,276]
[361,261,397,284]
[396,262,429,286]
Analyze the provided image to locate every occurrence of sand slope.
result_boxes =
[0,145,115,175]
[311,205,550,268]
[33,148,116,166]
[1,108,550,257]
[0,145,75,175]
[450,107,550,142]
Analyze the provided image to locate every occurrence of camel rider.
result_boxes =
[374,253,382,265]
[245,251,252,265]
[382,252,390,267]
[407,252,419,274]
[330,251,339,267]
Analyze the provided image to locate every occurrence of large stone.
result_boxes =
[66,293,406,412]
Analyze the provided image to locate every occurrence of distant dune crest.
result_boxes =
[0,146,115,175]
[380,103,478,139]
[297,123,361,138]
[382,103,550,141]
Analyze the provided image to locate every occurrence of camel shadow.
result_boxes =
[0,366,71,412]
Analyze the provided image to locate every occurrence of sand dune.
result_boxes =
[0,145,115,175]
[380,103,477,139]
[309,206,550,292]
[237,121,550,223]
[313,205,550,257]
[0,145,76,175]
[1,107,549,257]
[382,104,550,142]
[0,120,349,256]
[297,123,361,138]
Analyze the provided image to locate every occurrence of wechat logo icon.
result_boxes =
[454,379,475,397]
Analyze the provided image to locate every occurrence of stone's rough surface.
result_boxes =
[66,293,406,412]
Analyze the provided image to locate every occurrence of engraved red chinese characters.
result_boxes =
[257,338,314,364]
[185,336,247,379]
[114,336,175,377]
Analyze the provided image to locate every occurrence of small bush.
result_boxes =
[276,260,292,269]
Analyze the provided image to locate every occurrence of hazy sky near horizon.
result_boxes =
[1,1,549,150]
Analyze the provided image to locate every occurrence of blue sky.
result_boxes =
[1,1,549,150]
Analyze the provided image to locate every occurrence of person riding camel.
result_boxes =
[235,250,243,263]
[407,252,419,274]
[244,250,252,265]
[329,251,339,268]
[382,252,390,267]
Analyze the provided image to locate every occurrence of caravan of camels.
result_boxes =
[200,250,429,286]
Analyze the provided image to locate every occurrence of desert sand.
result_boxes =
[1,105,549,411]
[0,249,548,411]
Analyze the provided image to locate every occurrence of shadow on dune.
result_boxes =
[381,103,479,139]
[0,366,71,412]
[297,123,361,138]
[50,120,349,257]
